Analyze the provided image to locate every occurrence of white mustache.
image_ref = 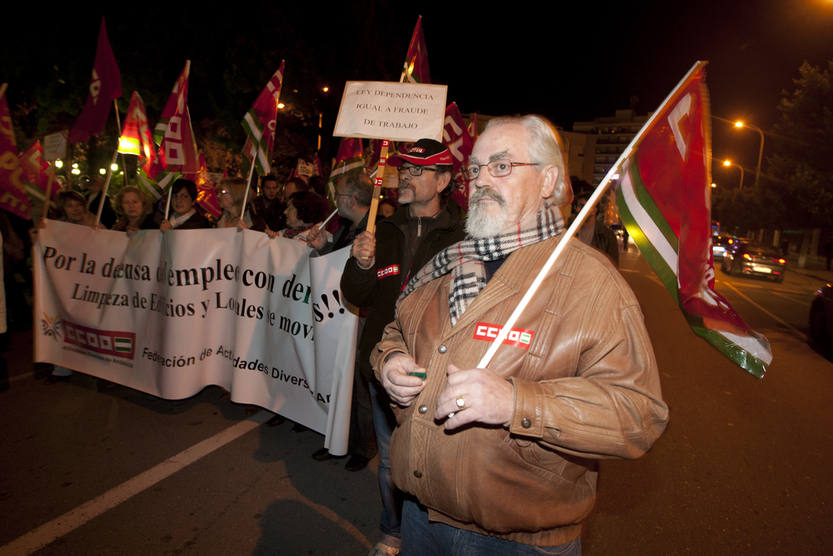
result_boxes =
[470,188,506,207]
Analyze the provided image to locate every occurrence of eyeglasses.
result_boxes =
[398,165,440,177]
[464,161,540,180]
[219,189,231,196]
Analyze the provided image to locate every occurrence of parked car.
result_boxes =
[721,241,786,282]
[809,283,833,355]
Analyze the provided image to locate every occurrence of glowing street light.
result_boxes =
[722,159,745,190]
[733,120,765,187]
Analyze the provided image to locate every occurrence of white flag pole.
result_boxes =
[239,159,256,221]
[476,61,707,369]
[95,147,119,227]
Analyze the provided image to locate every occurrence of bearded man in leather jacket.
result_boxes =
[373,115,668,555]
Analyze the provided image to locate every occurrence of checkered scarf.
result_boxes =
[400,203,565,326]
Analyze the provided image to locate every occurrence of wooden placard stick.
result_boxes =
[364,139,389,234]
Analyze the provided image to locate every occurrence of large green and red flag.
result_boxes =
[242,61,285,176]
[614,62,772,378]
[19,141,60,205]
[401,16,430,84]
[69,18,122,143]
[0,86,31,219]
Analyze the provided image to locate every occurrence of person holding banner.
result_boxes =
[160,179,210,230]
[216,178,252,229]
[341,139,465,556]
[58,190,98,228]
[112,186,155,232]
[372,116,668,554]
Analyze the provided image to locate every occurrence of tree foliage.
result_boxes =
[764,60,833,230]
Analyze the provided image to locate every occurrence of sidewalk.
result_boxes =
[785,252,833,283]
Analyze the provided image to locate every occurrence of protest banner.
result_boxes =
[34,221,358,451]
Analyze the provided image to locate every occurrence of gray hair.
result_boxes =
[484,114,571,199]
[337,172,373,207]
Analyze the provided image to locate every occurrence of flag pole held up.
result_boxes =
[476,61,709,369]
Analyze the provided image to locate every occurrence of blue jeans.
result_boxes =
[402,499,582,556]
[369,378,402,539]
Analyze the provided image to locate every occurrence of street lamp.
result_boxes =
[722,159,745,190]
[733,120,765,187]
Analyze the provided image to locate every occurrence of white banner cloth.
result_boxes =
[34,221,358,453]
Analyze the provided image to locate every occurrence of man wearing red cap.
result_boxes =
[340,138,466,556]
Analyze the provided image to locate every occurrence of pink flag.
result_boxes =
[0,88,31,219]
[442,102,474,208]
[69,18,122,143]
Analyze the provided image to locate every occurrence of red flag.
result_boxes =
[69,18,122,143]
[467,113,479,141]
[0,87,31,219]
[615,62,771,378]
[196,153,221,219]
[118,91,158,176]
[442,102,474,208]
[401,16,430,83]
[19,141,60,202]
[153,63,198,176]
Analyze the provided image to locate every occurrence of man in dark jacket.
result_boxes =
[340,139,466,556]
[248,175,285,235]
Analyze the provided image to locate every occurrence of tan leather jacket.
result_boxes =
[371,236,668,546]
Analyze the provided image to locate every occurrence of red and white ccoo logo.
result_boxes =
[473,322,534,349]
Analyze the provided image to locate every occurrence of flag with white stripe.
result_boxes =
[242,61,285,176]
[615,64,772,378]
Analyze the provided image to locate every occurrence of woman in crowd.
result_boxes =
[159,179,210,230]
[112,186,154,232]
[278,191,332,242]
[58,190,98,228]
[216,178,252,229]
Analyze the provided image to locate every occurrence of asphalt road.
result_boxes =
[1,245,832,555]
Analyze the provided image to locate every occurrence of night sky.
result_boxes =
[3,2,832,177]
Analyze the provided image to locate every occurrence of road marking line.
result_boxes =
[721,281,804,337]
[0,410,272,555]
[769,290,811,307]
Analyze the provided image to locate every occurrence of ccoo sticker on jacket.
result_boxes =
[377,265,400,279]
[473,322,534,349]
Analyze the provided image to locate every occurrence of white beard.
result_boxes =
[466,188,509,238]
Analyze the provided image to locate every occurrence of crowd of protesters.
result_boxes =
[0,140,636,555]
